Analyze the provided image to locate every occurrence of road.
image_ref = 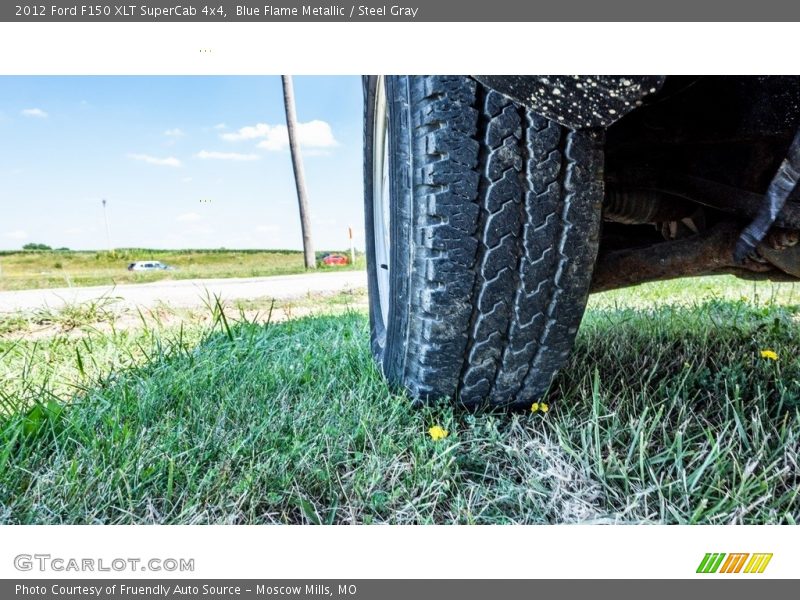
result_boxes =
[0,271,368,313]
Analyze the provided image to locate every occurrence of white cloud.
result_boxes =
[21,108,48,118]
[127,153,182,167]
[213,123,227,130]
[221,124,270,142]
[5,230,28,240]
[186,225,214,235]
[176,212,202,222]
[195,150,259,161]
[65,227,83,235]
[164,128,185,137]
[222,120,338,152]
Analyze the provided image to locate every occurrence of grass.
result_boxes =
[0,248,366,291]
[0,275,798,524]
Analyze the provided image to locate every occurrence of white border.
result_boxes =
[0,525,796,579]
[1,23,800,75]
[0,525,800,579]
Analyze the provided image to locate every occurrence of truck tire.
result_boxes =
[364,75,604,408]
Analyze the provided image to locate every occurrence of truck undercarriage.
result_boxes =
[479,75,800,291]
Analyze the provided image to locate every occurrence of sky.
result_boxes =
[0,76,364,251]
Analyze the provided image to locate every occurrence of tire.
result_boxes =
[364,75,604,408]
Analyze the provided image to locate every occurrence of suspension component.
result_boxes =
[603,187,695,225]
[735,126,800,262]
[592,223,773,292]
[610,170,800,230]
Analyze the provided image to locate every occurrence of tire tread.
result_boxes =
[374,76,603,407]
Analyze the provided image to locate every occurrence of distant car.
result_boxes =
[320,253,348,266]
[127,261,172,271]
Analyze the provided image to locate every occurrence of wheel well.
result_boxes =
[594,76,800,290]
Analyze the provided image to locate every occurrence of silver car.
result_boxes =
[127,261,172,272]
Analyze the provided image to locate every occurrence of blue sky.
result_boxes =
[0,76,364,251]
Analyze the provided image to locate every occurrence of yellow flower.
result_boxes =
[760,349,779,361]
[428,425,448,441]
[540,403,550,413]
[530,403,540,413]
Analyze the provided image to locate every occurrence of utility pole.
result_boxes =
[281,75,316,269]
[349,226,355,265]
[102,198,112,252]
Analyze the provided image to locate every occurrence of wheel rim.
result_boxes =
[372,76,391,328]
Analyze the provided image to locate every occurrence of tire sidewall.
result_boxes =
[363,75,413,385]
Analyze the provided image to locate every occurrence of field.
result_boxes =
[1,275,799,524]
[0,249,365,291]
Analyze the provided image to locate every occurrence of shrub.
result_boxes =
[22,243,52,251]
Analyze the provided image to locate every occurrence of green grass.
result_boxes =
[0,276,799,524]
[0,248,365,291]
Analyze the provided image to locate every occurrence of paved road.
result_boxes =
[0,271,368,313]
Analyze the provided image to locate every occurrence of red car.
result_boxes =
[321,253,348,266]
